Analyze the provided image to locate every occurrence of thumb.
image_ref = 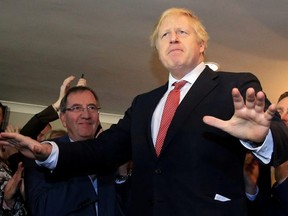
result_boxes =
[203,116,226,130]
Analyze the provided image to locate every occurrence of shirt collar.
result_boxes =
[168,62,206,89]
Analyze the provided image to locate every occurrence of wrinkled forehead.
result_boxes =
[67,90,98,105]
[159,13,195,29]
[159,14,193,30]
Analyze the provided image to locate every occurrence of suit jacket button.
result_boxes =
[154,169,162,174]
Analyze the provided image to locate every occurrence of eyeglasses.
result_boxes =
[64,105,101,113]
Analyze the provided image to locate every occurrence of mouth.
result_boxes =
[79,122,93,126]
[168,48,182,54]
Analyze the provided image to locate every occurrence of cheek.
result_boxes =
[62,116,76,128]
[158,48,170,65]
[156,41,167,54]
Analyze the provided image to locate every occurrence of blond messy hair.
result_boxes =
[150,8,209,51]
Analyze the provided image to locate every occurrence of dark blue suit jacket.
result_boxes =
[52,67,288,216]
[24,135,120,216]
[270,178,288,216]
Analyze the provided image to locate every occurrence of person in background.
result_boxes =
[270,160,288,216]
[276,92,288,127]
[20,75,85,141]
[244,152,272,216]
[1,7,288,216]
[0,159,26,216]
[0,75,83,216]
[43,129,67,140]
[0,105,27,215]
[270,92,288,215]
[0,138,26,216]
[36,124,52,142]
[23,85,124,216]
[0,103,7,132]
[244,91,288,216]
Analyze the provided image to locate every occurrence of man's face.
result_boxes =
[156,14,205,78]
[60,91,100,141]
[277,97,288,127]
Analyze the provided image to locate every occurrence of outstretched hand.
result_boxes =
[203,88,276,143]
[0,132,52,161]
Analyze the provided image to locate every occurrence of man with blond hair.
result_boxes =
[1,8,288,216]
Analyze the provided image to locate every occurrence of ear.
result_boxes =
[59,113,67,128]
[199,41,206,54]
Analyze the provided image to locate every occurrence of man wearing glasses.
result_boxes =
[24,86,123,216]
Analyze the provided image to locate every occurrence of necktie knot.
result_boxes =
[173,80,187,90]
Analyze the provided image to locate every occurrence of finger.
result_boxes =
[17,162,24,172]
[0,132,18,139]
[0,133,33,150]
[61,76,76,94]
[264,104,277,121]
[5,125,14,133]
[232,88,245,110]
[62,75,75,86]
[202,116,227,131]
[245,88,256,109]
[0,140,15,148]
[13,162,24,180]
[254,91,266,113]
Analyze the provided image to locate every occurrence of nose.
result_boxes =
[80,108,91,118]
[170,31,179,43]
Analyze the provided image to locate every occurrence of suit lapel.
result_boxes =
[145,84,169,155]
[160,68,219,155]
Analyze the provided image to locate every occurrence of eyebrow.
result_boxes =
[68,103,97,106]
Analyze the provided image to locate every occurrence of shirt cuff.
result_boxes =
[245,185,259,201]
[35,141,59,169]
[240,130,273,164]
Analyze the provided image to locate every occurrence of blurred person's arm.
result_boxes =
[243,153,259,200]
[271,160,288,214]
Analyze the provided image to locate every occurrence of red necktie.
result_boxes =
[155,80,187,156]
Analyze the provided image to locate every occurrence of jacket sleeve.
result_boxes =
[20,105,59,139]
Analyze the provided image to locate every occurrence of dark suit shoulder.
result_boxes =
[209,70,262,93]
[50,135,70,143]
[135,83,168,98]
[216,71,259,81]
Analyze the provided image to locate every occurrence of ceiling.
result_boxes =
[1,0,288,117]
